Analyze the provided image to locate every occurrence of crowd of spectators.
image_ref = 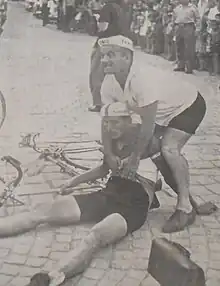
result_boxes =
[29,0,220,75]
[130,0,220,75]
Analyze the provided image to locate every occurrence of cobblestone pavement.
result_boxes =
[0,2,220,286]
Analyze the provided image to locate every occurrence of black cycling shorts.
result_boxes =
[168,92,206,135]
[74,176,149,234]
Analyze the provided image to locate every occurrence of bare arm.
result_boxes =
[121,101,158,179]
[61,163,109,194]
[101,117,120,171]
[130,101,158,159]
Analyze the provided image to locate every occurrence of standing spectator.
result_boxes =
[145,8,157,53]
[139,5,152,50]
[197,0,209,69]
[206,0,220,74]
[154,0,164,54]
[88,0,132,112]
[198,0,208,16]
[130,0,146,46]
[62,0,76,32]
[42,0,49,26]
[173,0,201,73]
[163,5,175,60]
[57,0,63,29]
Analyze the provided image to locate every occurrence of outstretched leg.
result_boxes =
[0,196,81,238]
[29,214,127,286]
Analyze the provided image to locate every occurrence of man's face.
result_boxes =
[106,116,131,139]
[100,46,133,75]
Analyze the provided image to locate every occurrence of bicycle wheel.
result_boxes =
[0,91,6,131]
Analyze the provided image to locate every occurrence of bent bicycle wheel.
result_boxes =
[0,90,6,130]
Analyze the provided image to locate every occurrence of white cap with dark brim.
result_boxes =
[98,35,134,52]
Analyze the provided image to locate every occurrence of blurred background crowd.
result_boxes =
[2,0,219,75]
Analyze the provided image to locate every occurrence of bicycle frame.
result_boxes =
[0,155,24,207]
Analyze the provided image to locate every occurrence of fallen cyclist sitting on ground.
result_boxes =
[0,105,161,285]
[87,35,217,233]
[24,101,216,286]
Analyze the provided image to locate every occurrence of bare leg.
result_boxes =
[161,127,192,213]
[0,196,81,238]
[49,213,127,285]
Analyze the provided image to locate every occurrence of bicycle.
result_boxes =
[18,131,218,216]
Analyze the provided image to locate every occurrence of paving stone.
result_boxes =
[51,242,70,252]
[19,266,42,277]
[210,252,220,261]
[42,260,57,272]
[127,269,147,281]
[56,227,72,234]
[0,274,13,286]
[49,251,66,261]
[132,258,149,271]
[12,244,31,255]
[83,267,105,280]
[0,239,16,249]
[29,246,51,257]
[0,249,10,258]
[5,254,27,265]
[117,277,141,286]
[26,257,47,267]
[0,264,20,276]
[55,234,72,243]
[206,184,220,195]
[209,243,220,253]
[9,276,30,286]
[76,277,97,286]
[209,260,220,270]
[111,259,132,270]
[206,278,220,286]
[133,239,148,249]
[207,269,220,279]
[190,185,211,196]
[90,258,110,270]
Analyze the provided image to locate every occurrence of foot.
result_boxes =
[173,67,185,72]
[88,105,101,112]
[28,273,51,286]
[162,209,196,233]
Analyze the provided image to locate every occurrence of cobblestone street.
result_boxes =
[0,2,220,286]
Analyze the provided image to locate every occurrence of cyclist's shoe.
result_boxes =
[162,209,196,233]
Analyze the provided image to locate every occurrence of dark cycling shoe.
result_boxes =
[162,209,196,233]
[88,105,102,112]
[150,193,160,210]
[28,273,50,286]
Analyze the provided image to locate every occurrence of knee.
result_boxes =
[90,213,127,247]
